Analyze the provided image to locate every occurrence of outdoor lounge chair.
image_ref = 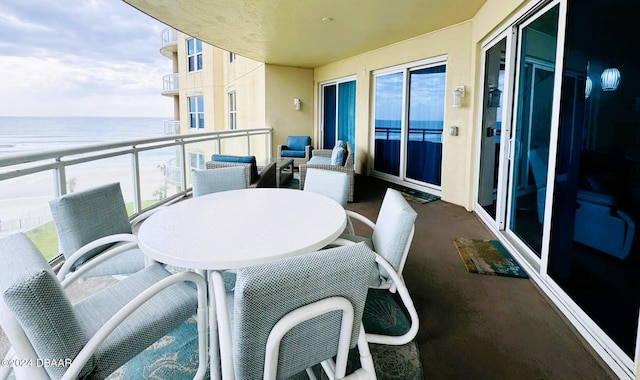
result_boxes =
[277,135,313,168]
[210,242,379,379]
[206,154,277,188]
[300,141,355,202]
[0,233,207,380]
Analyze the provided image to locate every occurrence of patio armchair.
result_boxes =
[191,166,247,197]
[300,140,355,202]
[277,135,312,168]
[210,242,379,379]
[303,168,354,235]
[0,233,207,380]
[206,154,277,188]
[334,188,420,345]
[49,182,154,280]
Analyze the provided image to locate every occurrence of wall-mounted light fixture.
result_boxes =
[601,68,620,91]
[452,86,465,108]
[294,98,301,111]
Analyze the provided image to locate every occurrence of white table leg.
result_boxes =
[211,271,235,379]
[207,271,221,380]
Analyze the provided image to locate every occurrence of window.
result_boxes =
[228,91,237,130]
[190,152,205,171]
[187,38,203,72]
[229,52,236,63]
[188,96,204,129]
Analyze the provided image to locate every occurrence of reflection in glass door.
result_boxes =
[478,37,507,221]
[507,5,559,257]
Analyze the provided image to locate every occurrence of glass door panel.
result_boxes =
[478,38,507,219]
[322,85,337,148]
[374,72,403,176]
[507,5,559,257]
[406,66,446,185]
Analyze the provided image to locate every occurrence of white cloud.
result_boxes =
[0,0,172,117]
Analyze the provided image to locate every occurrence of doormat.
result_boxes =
[400,187,440,204]
[453,237,528,278]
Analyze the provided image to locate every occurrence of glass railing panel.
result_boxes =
[138,146,183,204]
[0,171,59,261]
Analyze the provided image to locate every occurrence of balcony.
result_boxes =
[163,120,180,135]
[160,27,178,58]
[162,73,179,96]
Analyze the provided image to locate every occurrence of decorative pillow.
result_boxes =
[211,154,259,184]
[330,140,346,166]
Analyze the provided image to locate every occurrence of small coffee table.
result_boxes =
[260,157,294,187]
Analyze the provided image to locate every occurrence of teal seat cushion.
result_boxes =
[211,154,259,183]
[0,233,93,379]
[281,150,306,158]
[287,136,311,151]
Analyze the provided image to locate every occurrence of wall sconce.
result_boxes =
[487,86,502,108]
[293,98,301,111]
[601,68,620,91]
[452,86,465,108]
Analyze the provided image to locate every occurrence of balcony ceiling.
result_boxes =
[124,0,487,68]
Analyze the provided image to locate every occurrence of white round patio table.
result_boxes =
[137,188,347,380]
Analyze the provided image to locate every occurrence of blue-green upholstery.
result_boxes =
[0,233,93,379]
[192,166,247,197]
[49,182,145,276]
[228,242,378,379]
[280,136,311,158]
[211,154,259,183]
[303,168,349,208]
[0,233,198,380]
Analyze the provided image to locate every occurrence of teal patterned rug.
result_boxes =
[453,237,529,278]
[108,289,423,379]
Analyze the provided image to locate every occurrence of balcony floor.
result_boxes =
[0,175,620,379]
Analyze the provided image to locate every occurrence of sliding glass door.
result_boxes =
[320,78,356,150]
[373,60,446,189]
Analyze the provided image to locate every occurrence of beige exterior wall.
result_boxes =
[265,65,314,156]
[314,22,474,208]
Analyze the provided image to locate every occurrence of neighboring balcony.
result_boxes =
[162,74,179,96]
[160,27,178,58]
[163,120,180,135]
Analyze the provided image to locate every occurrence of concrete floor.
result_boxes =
[350,175,617,379]
[0,175,620,379]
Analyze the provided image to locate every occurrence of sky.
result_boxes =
[0,0,173,117]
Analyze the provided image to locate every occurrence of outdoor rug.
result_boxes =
[453,237,529,278]
[399,187,440,204]
[107,289,423,379]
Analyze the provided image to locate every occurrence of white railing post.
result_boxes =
[131,149,142,214]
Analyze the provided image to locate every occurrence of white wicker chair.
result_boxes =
[300,141,355,202]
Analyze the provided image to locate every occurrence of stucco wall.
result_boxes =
[314,22,474,208]
[265,65,314,156]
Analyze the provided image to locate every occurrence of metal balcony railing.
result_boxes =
[0,127,273,263]
[163,120,180,135]
[161,27,177,46]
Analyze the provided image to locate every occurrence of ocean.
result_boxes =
[0,116,169,156]
[0,117,176,229]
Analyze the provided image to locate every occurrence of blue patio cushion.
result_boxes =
[0,233,93,379]
[211,154,259,184]
[192,166,247,197]
[330,140,346,166]
[73,263,197,380]
[372,188,417,280]
[49,183,134,272]
[286,135,311,151]
[281,149,306,158]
